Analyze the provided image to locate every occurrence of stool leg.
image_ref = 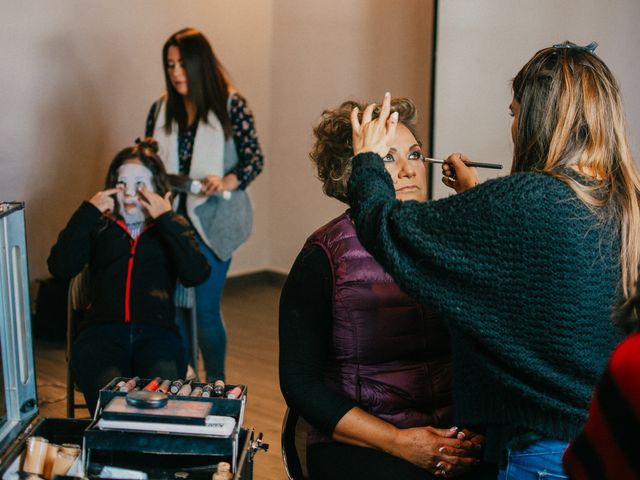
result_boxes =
[66,364,74,418]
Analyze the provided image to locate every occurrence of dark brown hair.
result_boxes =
[512,41,640,297]
[162,27,231,138]
[105,138,170,201]
[310,97,419,204]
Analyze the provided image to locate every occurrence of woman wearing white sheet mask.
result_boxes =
[112,161,171,227]
[48,138,210,414]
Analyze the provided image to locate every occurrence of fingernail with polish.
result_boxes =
[438,447,447,454]
[436,462,444,468]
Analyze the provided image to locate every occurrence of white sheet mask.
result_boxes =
[115,162,155,224]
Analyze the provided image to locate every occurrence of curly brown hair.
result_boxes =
[310,97,419,204]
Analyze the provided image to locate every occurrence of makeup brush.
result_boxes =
[422,156,503,170]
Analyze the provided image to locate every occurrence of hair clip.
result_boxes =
[553,41,598,53]
[133,137,158,153]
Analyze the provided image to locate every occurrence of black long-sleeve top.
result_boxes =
[279,245,357,436]
[48,202,211,331]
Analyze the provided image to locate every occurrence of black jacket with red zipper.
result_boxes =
[48,201,211,333]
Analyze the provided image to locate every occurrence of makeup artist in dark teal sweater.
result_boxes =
[346,42,640,477]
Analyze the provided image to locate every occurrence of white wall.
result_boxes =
[268,0,434,273]
[4,1,639,282]
[1,0,434,283]
[431,0,640,199]
[1,0,274,282]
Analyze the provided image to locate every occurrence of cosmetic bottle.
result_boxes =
[212,462,232,480]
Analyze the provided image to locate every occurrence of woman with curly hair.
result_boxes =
[48,138,210,414]
[279,98,491,479]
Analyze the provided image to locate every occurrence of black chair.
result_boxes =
[174,283,199,380]
[281,408,309,480]
[65,267,90,418]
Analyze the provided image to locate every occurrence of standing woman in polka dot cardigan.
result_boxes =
[145,27,264,383]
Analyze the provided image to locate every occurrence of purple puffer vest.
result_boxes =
[306,212,453,445]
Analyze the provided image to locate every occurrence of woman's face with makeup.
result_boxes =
[115,159,155,221]
[381,123,427,203]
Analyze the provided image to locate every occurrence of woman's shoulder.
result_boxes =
[483,170,565,189]
[146,92,167,122]
[472,171,575,205]
[305,212,352,244]
[228,91,249,109]
[436,171,582,229]
[148,92,167,108]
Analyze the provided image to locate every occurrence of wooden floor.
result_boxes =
[34,278,288,480]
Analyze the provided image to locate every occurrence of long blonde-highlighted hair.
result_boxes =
[512,42,640,298]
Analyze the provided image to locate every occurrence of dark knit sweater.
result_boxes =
[347,153,622,449]
[562,333,640,479]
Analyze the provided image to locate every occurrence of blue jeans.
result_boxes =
[497,440,569,480]
[71,322,186,415]
[177,236,230,382]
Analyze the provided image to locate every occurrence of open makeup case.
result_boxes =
[0,202,266,480]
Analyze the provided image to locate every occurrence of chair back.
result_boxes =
[281,408,309,480]
[66,266,90,361]
[66,266,90,418]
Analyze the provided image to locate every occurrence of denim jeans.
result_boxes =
[497,439,569,480]
[176,236,231,382]
[71,322,186,415]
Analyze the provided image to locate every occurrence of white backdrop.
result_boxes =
[431,0,640,199]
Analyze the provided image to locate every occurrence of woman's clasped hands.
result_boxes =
[391,425,483,477]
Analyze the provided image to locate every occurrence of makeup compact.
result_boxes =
[125,390,168,409]
[84,378,259,477]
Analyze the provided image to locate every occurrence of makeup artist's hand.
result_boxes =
[391,426,480,477]
[442,153,479,193]
[138,185,172,219]
[89,188,118,213]
[350,92,399,158]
